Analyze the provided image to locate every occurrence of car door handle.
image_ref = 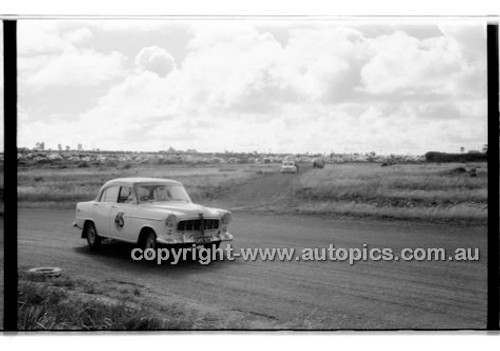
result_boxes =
[111,205,117,208]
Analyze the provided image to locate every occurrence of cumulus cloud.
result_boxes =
[180,25,371,110]
[179,25,285,113]
[25,48,126,87]
[361,31,457,95]
[19,21,127,88]
[18,21,68,55]
[438,22,486,62]
[277,27,370,103]
[17,21,487,154]
[135,46,176,77]
[360,27,486,98]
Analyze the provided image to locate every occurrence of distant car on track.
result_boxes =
[280,155,298,174]
[73,178,234,250]
[313,157,325,169]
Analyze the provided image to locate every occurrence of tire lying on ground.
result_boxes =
[27,267,62,278]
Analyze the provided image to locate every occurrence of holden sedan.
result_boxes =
[73,178,234,250]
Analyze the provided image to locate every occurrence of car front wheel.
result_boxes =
[141,230,157,251]
[85,222,101,250]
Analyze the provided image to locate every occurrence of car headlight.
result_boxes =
[165,214,177,227]
[221,212,232,225]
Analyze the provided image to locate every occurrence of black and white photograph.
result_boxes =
[0,10,498,335]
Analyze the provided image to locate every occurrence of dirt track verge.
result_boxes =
[18,270,278,330]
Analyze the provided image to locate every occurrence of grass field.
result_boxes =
[17,161,488,224]
[18,163,275,207]
[293,163,487,224]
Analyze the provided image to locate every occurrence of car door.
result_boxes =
[108,185,137,242]
[93,185,119,237]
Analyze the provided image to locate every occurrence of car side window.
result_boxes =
[118,186,135,204]
[136,186,151,202]
[101,186,120,203]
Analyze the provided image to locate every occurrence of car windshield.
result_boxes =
[135,183,192,203]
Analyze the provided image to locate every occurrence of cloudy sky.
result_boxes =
[9,19,488,154]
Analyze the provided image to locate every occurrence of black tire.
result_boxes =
[140,230,157,251]
[27,267,62,278]
[84,222,101,250]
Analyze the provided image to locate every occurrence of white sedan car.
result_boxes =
[280,161,298,174]
[73,178,234,250]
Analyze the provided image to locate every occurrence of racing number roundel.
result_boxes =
[115,212,125,229]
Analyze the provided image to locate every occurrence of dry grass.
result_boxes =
[294,201,486,224]
[298,163,486,204]
[18,278,172,330]
[18,272,273,330]
[18,163,274,207]
[293,163,487,224]
[17,161,488,223]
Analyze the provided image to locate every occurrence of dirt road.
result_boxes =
[210,163,310,210]
[18,216,486,329]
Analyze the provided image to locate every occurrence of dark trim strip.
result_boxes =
[3,19,18,332]
[487,23,499,331]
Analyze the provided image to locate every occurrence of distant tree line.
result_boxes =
[425,151,487,163]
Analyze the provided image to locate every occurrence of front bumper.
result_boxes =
[157,231,234,245]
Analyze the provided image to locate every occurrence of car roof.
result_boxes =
[102,177,182,188]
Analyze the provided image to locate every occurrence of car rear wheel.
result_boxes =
[85,222,101,250]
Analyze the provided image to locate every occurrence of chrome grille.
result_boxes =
[177,219,219,231]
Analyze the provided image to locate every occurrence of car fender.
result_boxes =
[75,218,95,238]
[137,224,161,243]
